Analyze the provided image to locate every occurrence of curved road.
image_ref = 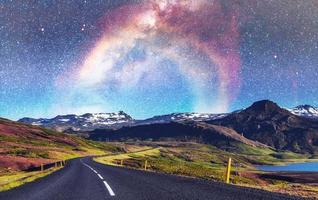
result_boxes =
[0,158,305,200]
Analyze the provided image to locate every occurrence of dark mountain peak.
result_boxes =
[208,100,318,153]
[118,111,133,119]
[245,100,287,114]
[54,114,77,119]
[295,105,314,109]
[293,105,318,111]
[118,110,126,115]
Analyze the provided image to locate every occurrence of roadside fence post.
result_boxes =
[225,157,232,184]
[144,160,148,170]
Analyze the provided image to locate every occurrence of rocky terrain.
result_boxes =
[18,102,318,133]
[289,105,318,119]
[209,100,318,153]
[19,111,134,132]
[18,111,229,132]
[17,100,318,154]
[89,121,268,150]
[86,100,318,154]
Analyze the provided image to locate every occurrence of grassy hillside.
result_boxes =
[95,142,318,199]
[95,142,308,180]
[0,118,124,191]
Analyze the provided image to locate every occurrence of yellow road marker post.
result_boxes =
[225,157,232,184]
[41,164,44,172]
[144,160,148,170]
[120,159,123,166]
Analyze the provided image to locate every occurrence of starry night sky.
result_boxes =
[0,0,318,120]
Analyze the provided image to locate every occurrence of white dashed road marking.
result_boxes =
[97,174,104,180]
[103,181,116,196]
[80,159,115,197]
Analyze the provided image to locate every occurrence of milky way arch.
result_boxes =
[65,0,242,114]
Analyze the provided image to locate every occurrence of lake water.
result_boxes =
[257,162,318,172]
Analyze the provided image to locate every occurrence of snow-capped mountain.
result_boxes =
[18,111,229,132]
[18,111,134,132]
[289,105,318,119]
[16,102,318,133]
[137,113,228,125]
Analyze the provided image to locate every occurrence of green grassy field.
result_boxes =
[95,142,318,199]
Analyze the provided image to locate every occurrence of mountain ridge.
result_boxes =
[289,105,318,119]
[84,100,318,154]
[208,100,318,153]
[88,121,269,150]
[18,111,229,132]
[17,100,318,134]
[19,111,134,132]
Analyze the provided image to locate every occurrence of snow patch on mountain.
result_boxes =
[18,111,230,132]
[289,105,318,119]
[138,112,228,125]
[18,111,133,131]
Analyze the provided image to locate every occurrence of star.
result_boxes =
[0,0,317,120]
[81,24,86,31]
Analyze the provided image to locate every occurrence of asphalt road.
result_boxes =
[0,157,306,200]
